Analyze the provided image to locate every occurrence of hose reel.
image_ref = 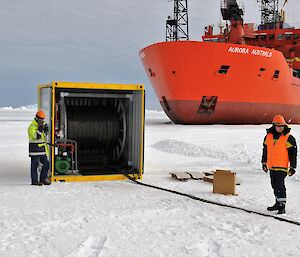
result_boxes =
[64,97,127,161]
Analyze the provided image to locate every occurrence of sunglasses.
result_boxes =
[275,125,284,128]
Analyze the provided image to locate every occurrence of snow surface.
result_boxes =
[0,109,300,257]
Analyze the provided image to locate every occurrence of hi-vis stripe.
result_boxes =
[29,152,46,156]
[29,139,45,144]
[276,197,287,203]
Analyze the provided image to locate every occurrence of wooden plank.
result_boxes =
[169,172,191,181]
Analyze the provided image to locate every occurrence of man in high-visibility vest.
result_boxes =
[261,115,297,214]
[28,110,51,186]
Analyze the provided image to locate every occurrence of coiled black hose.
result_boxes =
[67,105,119,151]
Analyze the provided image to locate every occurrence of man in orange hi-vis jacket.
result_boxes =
[261,115,297,214]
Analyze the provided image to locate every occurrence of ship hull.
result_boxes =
[139,41,300,124]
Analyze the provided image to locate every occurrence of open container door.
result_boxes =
[38,84,54,179]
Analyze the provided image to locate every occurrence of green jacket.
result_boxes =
[28,118,49,156]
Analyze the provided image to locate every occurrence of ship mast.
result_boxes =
[166,0,189,41]
[257,0,283,29]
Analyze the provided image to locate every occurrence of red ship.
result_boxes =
[139,0,300,124]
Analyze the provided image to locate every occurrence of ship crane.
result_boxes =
[257,0,285,30]
[221,0,244,21]
[221,0,245,44]
[166,0,189,41]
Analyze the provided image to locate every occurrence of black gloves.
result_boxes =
[262,163,268,173]
[38,124,44,132]
[38,124,48,134]
[289,167,296,176]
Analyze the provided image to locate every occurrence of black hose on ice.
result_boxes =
[123,173,300,227]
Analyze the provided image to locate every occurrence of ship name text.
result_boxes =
[228,46,272,58]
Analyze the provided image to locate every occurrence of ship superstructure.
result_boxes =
[139,0,300,124]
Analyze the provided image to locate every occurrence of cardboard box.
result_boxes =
[213,170,236,195]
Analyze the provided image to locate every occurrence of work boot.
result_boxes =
[277,203,286,215]
[31,181,43,186]
[267,203,279,211]
[41,180,51,185]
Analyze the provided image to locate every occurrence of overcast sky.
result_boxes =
[0,0,299,109]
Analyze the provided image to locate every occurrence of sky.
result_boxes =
[0,0,299,109]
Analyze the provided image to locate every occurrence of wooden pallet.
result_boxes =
[170,171,211,182]
[169,171,241,185]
